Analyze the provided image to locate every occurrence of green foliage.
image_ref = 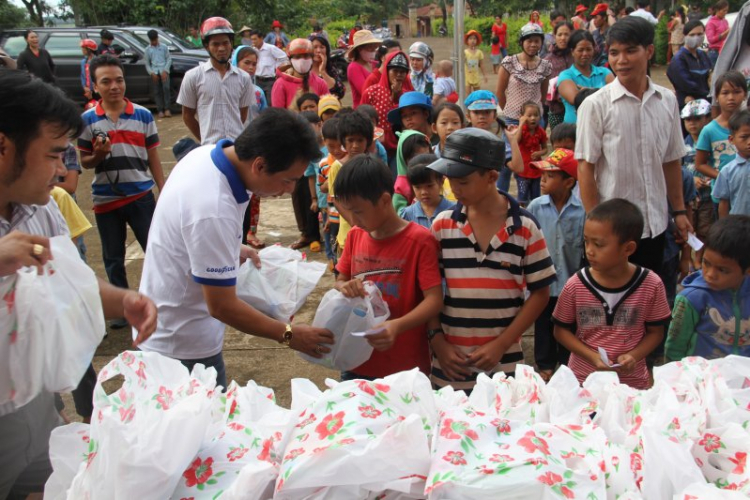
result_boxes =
[445,15,551,54]
[0,0,30,28]
[654,15,668,65]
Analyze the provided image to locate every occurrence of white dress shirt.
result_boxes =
[630,8,659,25]
[575,77,687,238]
[256,42,289,78]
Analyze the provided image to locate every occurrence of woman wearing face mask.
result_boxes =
[409,41,435,97]
[310,34,346,99]
[346,29,382,107]
[544,21,574,131]
[667,20,712,109]
[271,38,329,109]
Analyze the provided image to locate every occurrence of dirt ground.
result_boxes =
[62,37,673,417]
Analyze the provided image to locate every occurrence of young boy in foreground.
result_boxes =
[334,155,443,380]
[553,199,672,389]
[666,215,750,361]
[427,128,556,391]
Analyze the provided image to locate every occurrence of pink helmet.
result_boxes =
[287,38,313,57]
[200,17,234,44]
[80,39,97,51]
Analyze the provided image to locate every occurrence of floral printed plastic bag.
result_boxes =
[236,245,326,322]
[426,408,608,500]
[468,365,549,423]
[66,351,220,500]
[12,236,105,407]
[673,481,750,499]
[0,274,22,406]
[275,369,436,499]
[300,282,390,371]
[44,423,92,500]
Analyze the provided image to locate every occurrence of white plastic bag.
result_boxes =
[12,236,105,406]
[236,245,326,321]
[300,282,390,371]
[44,423,92,500]
[0,276,18,405]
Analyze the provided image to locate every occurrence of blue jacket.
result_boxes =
[666,271,750,360]
[667,47,712,109]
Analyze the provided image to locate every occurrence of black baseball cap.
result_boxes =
[427,128,506,178]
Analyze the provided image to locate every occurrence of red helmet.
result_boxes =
[80,38,97,51]
[200,17,234,44]
[287,38,313,57]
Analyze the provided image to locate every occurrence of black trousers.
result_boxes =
[534,297,570,371]
[630,231,666,275]
[292,177,321,240]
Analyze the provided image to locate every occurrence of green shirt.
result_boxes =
[186,35,202,48]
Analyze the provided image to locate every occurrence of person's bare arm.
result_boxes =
[578,160,599,213]
[616,324,664,373]
[80,135,111,170]
[366,285,443,352]
[147,147,165,193]
[496,67,510,110]
[97,279,157,346]
[57,169,79,195]
[694,150,717,179]
[240,107,248,124]
[308,176,318,212]
[558,80,579,106]
[182,106,201,142]
[540,78,549,106]
[505,125,525,174]
[664,158,693,239]
[718,199,730,218]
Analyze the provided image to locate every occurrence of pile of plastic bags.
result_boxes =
[45,353,750,499]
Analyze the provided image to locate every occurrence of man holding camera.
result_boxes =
[78,54,165,329]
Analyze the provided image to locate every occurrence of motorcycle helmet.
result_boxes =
[201,17,234,45]
[80,39,97,51]
[408,41,433,65]
[518,23,544,44]
[287,38,313,57]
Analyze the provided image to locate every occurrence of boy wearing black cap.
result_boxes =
[428,128,557,391]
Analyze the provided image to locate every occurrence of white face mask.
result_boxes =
[292,58,313,75]
[361,49,377,62]
[685,34,705,49]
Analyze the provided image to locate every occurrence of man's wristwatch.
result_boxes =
[427,328,444,341]
[280,324,293,347]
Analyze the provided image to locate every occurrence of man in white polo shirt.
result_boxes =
[138,108,333,387]
[249,29,288,107]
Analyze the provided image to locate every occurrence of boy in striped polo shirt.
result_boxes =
[427,128,557,391]
[553,199,671,389]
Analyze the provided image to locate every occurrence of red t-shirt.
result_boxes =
[336,223,442,378]
[492,23,507,53]
[519,124,548,179]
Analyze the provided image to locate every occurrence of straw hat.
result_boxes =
[346,30,382,60]
[238,25,252,35]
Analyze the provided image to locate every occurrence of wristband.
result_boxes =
[672,209,688,216]
[427,328,444,341]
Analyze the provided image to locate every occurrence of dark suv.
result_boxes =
[0,27,206,110]
[93,26,208,57]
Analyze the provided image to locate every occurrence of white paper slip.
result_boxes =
[350,327,385,337]
[598,346,621,368]
[687,232,704,251]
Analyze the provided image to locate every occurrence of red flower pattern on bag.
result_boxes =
[443,451,467,465]
[491,418,511,435]
[356,380,390,397]
[699,433,723,453]
[182,457,214,488]
[728,452,747,474]
[315,411,346,440]
[284,448,304,461]
[518,431,551,455]
[630,453,643,472]
[227,446,249,462]
[359,405,382,418]
[489,454,514,463]
[538,471,563,486]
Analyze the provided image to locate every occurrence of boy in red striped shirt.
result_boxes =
[553,199,671,389]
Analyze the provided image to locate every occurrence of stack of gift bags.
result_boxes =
[45,353,750,499]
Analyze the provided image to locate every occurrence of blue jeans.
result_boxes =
[501,47,508,58]
[322,212,336,261]
[514,175,541,205]
[151,74,171,113]
[179,351,227,390]
[708,48,720,67]
[94,191,155,290]
[497,165,512,192]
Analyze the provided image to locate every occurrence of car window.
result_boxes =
[131,30,178,52]
[44,33,83,57]
[86,33,137,53]
[161,29,194,50]
[2,34,28,57]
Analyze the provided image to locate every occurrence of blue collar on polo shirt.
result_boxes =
[450,189,529,236]
[211,139,250,204]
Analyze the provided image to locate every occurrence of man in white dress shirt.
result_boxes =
[249,29,288,107]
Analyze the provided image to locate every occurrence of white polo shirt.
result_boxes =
[137,140,251,359]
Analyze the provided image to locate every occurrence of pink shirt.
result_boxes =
[347,61,372,108]
[706,16,729,50]
[270,68,329,109]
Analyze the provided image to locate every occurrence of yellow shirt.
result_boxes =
[464,48,483,86]
[51,187,91,239]
[442,179,456,202]
[327,159,351,248]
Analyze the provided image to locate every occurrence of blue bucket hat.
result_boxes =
[464,90,498,111]
[387,91,433,130]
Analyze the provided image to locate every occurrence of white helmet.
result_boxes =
[408,41,433,66]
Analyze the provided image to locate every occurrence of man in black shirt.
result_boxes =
[98,29,117,55]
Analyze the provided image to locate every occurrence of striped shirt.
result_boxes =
[0,202,68,417]
[552,267,671,389]
[575,77,687,238]
[430,192,556,391]
[78,99,159,213]
[177,60,255,145]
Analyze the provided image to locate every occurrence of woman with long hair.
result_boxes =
[271,38,329,109]
[544,21,574,131]
[309,34,345,99]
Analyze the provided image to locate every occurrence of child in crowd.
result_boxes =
[401,153,454,228]
[527,149,585,381]
[665,215,750,361]
[294,110,324,252]
[431,102,464,202]
[432,60,458,107]
[681,99,713,268]
[507,101,548,205]
[318,94,341,121]
[714,110,750,217]
[334,155,443,380]
[573,87,598,112]
[549,122,576,150]
[428,128,556,391]
[464,30,486,94]
[387,91,434,140]
[553,199,672,389]
[320,118,345,271]
[393,131,433,214]
[328,111,374,254]
[356,104,389,164]
[231,45,268,122]
[695,71,746,204]
[296,92,320,113]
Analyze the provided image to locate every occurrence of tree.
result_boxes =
[18,0,47,26]
[0,0,29,28]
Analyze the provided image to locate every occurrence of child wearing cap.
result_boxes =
[428,128,556,392]
[318,94,341,122]
[681,99,712,269]
[387,91,434,140]
[527,149,585,381]
[464,30,487,95]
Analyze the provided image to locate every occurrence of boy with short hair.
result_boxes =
[145,29,172,118]
[713,109,750,217]
[665,215,750,361]
[355,104,389,164]
[553,199,672,389]
[527,149,585,381]
[549,122,576,151]
[428,128,556,391]
[334,155,443,379]
[320,118,345,269]
[328,111,374,252]
[432,60,458,107]
[401,153,454,228]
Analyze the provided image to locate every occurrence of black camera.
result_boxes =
[93,130,109,143]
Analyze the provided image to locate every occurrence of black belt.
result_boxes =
[256,76,276,82]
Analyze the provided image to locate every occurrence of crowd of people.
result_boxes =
[2,4,750,497]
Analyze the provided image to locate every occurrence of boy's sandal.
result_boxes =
[290,238,312,250]
[247,235,266,249]
[309,241,321,252]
